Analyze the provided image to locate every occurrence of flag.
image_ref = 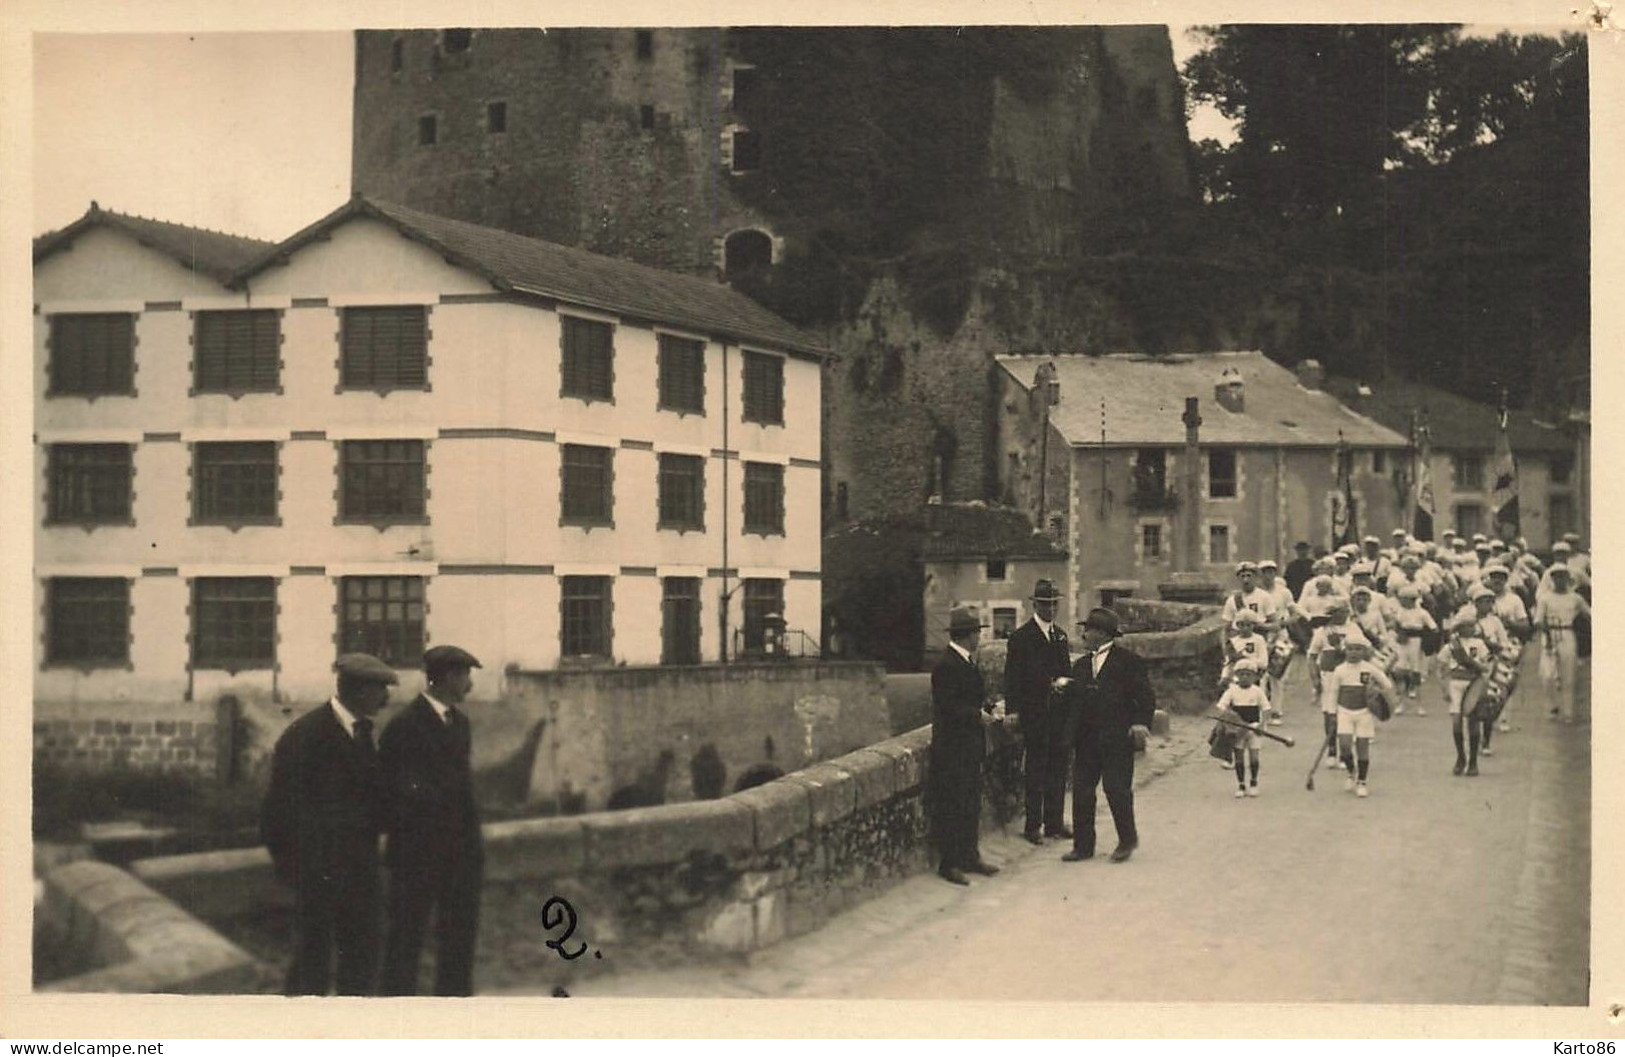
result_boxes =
[1491,393,1519,534]
[1331,433,1356,548]
[1414,415,1435,541]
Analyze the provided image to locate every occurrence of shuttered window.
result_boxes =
[340,306,429,390]
[193,442,278,523]
[561,576,613,659]
[742,351,784,425]
[46,578,130,667]
[47,444,134,525]
[742,578,784,654]
[192,577,277,670]
[49,313,135,396]
[561,444,613,525]
[657,334,705,414]
[561,316,614,401]
[662,578,702,665]
[194,310,281,393]
[339,440,427,522]
[339,576,424,667]
[743,461,785,536]
[657,453,705,531]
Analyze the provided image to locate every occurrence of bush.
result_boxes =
[33,759,263,846]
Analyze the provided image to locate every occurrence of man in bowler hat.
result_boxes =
[928,605,1001,885]
[381,645,486,996]
[1062,607,1156,863]
[261,653,395,995]
[1003,578,1075,843]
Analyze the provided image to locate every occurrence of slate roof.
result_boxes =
[919,502,1068,561]
[1321,375,1574,456]
[999,351,1408,448]
[232,197,827,360]
[33,203,275,285]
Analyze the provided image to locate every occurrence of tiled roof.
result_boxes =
[999,351,1408,448]
[1322,376,1574,455]
[919,502,1068,561]
[232,197,827,360]
[33,203,274,284]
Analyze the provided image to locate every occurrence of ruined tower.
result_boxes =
[352,27,1195,521]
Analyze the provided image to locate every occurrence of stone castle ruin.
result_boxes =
[350,27,1197,521]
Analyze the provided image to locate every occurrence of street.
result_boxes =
[554,652,1590,1004]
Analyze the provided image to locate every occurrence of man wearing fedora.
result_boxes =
[1062,607,1156,864]
[381,645,486,996]
[261,652,396,995]
[928,604,1001,885]
[1003,578,1075,844]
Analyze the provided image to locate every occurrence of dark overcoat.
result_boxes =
[928,646,987,848]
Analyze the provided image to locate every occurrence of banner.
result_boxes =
[1331,434,1355,548]
[1490,399,1519,534]
[1414,419,1435,541]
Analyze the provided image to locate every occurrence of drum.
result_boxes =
[1208,722,1241,761]
[1476,642,1523,721]
[1269,637,1294,679]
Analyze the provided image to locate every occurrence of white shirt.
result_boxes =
[329,697,365,740]
[949,641,974,664]
[1033,616,1057,642]
[423,689,455,726]
[1090,643,1113,677]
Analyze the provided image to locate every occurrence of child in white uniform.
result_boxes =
[1443,612,1493,776]
[1308,601,1370,770]
[1532,564,1591,724]
[1389,584,1437,710]
[1324,639,1393,797]
[1216,660,1271,797]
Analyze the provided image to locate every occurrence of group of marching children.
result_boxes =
[1211,528,1591,800]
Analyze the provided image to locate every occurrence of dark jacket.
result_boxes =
[1067,644,1156,736]
[380,695,484,872]
[261,702,386,891]
[1003,618,1072,718]
[1285,557,1316,599]
[927,646,988,822]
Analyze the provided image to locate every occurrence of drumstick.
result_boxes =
[1306,738,1329,790]
[1207,711,1296,747]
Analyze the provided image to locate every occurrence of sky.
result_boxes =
[34,32,354,240]
[32,24,1569,243]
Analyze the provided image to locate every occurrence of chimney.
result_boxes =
[1215,366,1245,413]
[1296,358,1324,391]
[1181,397,1203,573]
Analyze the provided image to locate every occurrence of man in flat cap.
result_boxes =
[929,605,1000,885]
[261,653,396,995]
[1062,607,1156,864]
[1003,579,1075,844]
[381,645,486,996]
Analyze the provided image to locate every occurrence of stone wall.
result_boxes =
[37,858,265,993]
[34,663,887,822]
[132,722,1028,992]
[506,661,891,812]
[32,713,223,777]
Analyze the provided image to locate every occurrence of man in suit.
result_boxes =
[928,605,1001,885]
[1062,607,1156,864]
[261,653,395,995]
[381,645,486,996]
[1003,579,1075,844]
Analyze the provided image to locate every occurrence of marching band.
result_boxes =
[1211,531,1590,798]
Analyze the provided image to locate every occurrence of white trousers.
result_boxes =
[1540,631,1581,720]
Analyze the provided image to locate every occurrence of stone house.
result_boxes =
[997,352,1410,616]
[918,501,1067,666]
[1323,376,1585,549]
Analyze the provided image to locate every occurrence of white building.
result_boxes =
[34,198,826,762]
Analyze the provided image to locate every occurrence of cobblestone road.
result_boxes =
[555,652,1590,1004]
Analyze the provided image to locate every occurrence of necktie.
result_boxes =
[354,717,378,760]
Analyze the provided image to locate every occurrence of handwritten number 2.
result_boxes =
[542,897,588,960]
